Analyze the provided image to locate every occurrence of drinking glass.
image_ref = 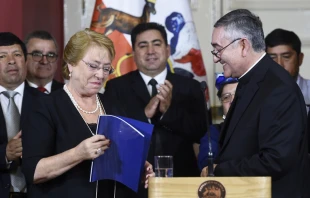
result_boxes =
[154,155,173,177]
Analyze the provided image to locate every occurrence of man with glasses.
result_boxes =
[208,9,309,198]
[211,38,241,60]
[24,30,63,94]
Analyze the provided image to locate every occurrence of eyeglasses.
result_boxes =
[82,60,114,74]
[220,93,235,103]
[27,52,58,63]
[211,38,241,59]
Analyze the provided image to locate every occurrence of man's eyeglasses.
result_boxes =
[27,52,58,63]
[220,93,235,103]
[211,38,241,59]
[82,60,114,74]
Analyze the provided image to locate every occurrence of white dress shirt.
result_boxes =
[139,68,167,96]
[296,74,310,113]
[27,80,52,94]
[0,82,25,115]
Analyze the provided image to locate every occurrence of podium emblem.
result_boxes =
[198,180,226,198]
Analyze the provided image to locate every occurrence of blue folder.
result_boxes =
[90,115,153,192]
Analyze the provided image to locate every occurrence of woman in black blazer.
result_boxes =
[22,29,153,198]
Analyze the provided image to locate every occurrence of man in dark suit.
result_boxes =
[24,30,63,93]
[265,29,310,152]
[202,9,309,197]
[0,32,43,198]
[102,23,207,177]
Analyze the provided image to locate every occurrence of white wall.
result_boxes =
[64,0,96,45]
[191,0,221,108]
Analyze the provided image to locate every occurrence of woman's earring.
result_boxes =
[69,72,72,77]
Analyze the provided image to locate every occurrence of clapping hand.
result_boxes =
[156,80,172,114]
[6,131,22,161]
[144,80,173,119]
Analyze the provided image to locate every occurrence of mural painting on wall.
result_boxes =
[91,0,209,101]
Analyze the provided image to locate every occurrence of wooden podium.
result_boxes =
[148,177,271,198]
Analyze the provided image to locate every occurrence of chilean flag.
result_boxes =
[90,0,209,102]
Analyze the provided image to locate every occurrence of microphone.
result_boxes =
[200,81,214,176]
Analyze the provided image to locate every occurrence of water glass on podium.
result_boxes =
[154,155,173,177]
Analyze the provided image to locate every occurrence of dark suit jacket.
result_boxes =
[0,85,43,197]
[51,80,64,92]
[22,90,138,198]
[215,55,309,198]
[102,70,207,177]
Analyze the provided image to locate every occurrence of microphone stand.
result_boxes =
[200,81,214,176]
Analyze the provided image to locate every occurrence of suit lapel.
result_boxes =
[0,104,8,142]
[51,80,64,92]
[218,95,237,147]
[165,71,174,85]
[219,55,270,152]
[51,80,57,92]
[220,82,259,150]
[130,70,151,105]
[20,86,32,127]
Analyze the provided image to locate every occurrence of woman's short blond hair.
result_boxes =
[63,28,115,79]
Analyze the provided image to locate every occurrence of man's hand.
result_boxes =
[201,164,217,177]
[156,80,173,114]
[145,96,160,119]
[6,131,22,161]
[144,80,173,119]
[141,161,155,188]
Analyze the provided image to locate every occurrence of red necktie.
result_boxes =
[37,86,47,93]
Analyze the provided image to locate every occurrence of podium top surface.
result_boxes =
[149,177,271,198]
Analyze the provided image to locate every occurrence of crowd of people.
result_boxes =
[0,8,309,198]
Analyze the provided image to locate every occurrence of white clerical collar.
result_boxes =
[239,53,266,79]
